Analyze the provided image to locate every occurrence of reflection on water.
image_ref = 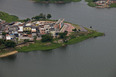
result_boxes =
[0,55,17,61]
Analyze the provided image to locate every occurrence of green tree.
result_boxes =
[5,40,16,48]
[47,14,52,19]
[33,36,37,43]
[41,34,53,42]
[2,32,7,39]
[72,28,77,32]
[24,18,31,22]
[32,16,40,21]
[16,37,18,44]
[0,44,5,51]
[24,39,29,43]
[0,39,5,45]
[59,31,68,39]
[59,31,68,42]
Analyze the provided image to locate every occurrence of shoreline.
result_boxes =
[0,11,104,54]
[16,24,104,52]
[0,51,18,58]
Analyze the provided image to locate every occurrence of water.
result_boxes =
[0,0,116,77]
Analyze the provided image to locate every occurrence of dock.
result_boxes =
[0,51,18,58]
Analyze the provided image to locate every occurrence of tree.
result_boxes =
[27,31,31,34]
[0,39,5,45]
[33,36,37,43]
[47,14,52,19]
[31,13,46,21]
[59,31,68,43]
[24,39,29,43]
[59,31,68,39]
[5,40,16,48]
[16,37,18,44]
[41,34,53,42]
[72,28,77,32]
[24,18,31,22]
[2,32,7,39]
[0,44,5,51]
[32,16,40,21]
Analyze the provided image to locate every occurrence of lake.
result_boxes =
[0,0,116,77]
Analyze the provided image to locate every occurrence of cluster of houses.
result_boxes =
[0,19,76,42]
[95,0,116,7]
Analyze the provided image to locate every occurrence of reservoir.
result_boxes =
[0,0,116,77]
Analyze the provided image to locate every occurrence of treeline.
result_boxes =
[0,11,52,23]
[23,13,52,22]
[34,0,81,3]
[85,0,98,2]
[41,31,68,43]
[85,0,98,7]
[0,39,16,51]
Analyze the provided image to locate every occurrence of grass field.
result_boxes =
[0,11,19,22]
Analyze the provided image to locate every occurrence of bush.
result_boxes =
[59,31,68,39]
[41,34,53,42]
[24,39,30,43]
[5,40,16,48]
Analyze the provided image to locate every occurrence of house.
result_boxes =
[0,35,2,39]
[111,0,116,3]
[39,27,46,35]
[14,22,23,26]
[9,26,18,34]
[54,19,64,30]
[50,28,59,37]
[0,31,2,39]
[18,24,24,33]
[23,26,32,32]
[6,34,15,40]
[31,26,37,33]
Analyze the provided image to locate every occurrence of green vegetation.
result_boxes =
[0,11,104,53]
[110,3,116,8]
[67,31,104,45]
[85,0,98,7]
[24,39,30,43]
[0,12,52,23]
[88,2,97,7]
[41,34,53,42]
[5,40,16,48]
[33,36,37,43]
[17,29,104,52]
[17,41,62,52]
[0,11,19,22]
[33,0,81,3]
[59,31,68,42]
[0,39,16,52]
[31,13,52,21]
[47,14,52,19]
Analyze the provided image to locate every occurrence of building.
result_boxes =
[6,34,15,40]
[111,0,116,3]
[54,19,64,30]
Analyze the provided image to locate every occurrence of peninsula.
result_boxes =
[0,11,104,56]
[86,0,116,8]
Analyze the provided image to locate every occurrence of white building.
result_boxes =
[18,25,23,33]
[6,35,14,40]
